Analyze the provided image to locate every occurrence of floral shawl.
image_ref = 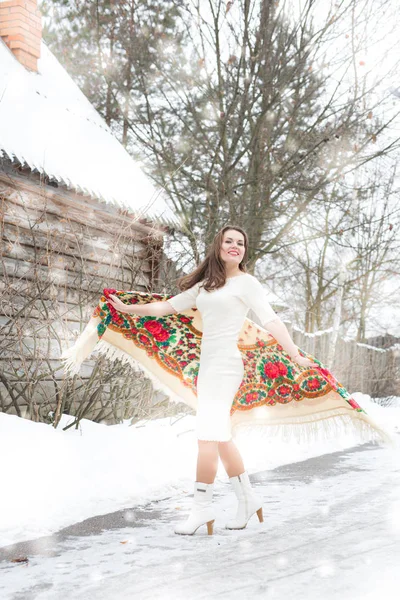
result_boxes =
[62,288,396,446]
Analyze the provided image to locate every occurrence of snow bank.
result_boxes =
[1,394,399,547]
[0,413,198,547]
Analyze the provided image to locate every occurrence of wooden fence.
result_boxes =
[287,323,400,398]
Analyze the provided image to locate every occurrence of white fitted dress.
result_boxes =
[167,273,279,441]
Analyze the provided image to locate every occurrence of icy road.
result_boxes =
[1,440,399,600]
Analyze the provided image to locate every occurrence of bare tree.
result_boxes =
[44,0,400,275]
[0,171,188,426]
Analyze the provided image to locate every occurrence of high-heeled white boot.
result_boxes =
[225,471,264,530]
[174,481,216,535]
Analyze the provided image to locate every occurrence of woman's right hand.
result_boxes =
[108,294,133,314]
[291,354,319,368]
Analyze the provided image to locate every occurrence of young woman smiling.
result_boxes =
[108,225,318,536]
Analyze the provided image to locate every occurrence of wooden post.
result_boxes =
[328,269,346,367]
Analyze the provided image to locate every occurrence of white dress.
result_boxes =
[167,273,279,441]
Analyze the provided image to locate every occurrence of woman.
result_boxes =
[108,225,320,537]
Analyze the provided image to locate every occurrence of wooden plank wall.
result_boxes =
[0,166,183,423]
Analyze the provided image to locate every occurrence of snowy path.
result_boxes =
[1,441,400,600]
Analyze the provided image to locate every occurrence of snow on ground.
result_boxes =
[0,394,399,548]
[1,433,400,600]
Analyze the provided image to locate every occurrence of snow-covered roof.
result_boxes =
[0,40,179,227]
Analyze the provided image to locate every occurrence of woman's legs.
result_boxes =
[196,439,245,482]
[175,441,217,535]
[217,439,245,478]
[189,439,261,533]
[196,440,219,483]
[218,440,263,529]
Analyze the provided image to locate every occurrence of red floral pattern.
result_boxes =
[94,288,365,416]
[264,360,288,379]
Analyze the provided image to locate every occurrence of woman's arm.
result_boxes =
[263,317,298,357]
[239,276,318,368]
[263,317,319,367]
[108,282,200,317]
[108,294,177,317]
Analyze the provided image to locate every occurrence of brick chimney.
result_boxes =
[0,0,42,72]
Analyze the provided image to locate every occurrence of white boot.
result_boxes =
[174,481,216,536]
[225,471,264,530]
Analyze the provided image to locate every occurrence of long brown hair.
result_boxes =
[177,225,249,292]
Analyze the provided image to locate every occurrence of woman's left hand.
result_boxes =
[108,294,132,314]
[291,354,319,368]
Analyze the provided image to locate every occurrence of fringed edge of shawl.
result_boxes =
[60,322,196,410]
[95,340,197,411]
[231,409,398,448]
[61,318,100,376]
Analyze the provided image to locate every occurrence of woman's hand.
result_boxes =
[108,294,133,314]
[291,354,319,368]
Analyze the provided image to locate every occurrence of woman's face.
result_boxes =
[220,229,246,267]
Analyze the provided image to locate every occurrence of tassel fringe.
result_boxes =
[95,340,196,410]
[61,320,196,409]
[232,410,398,448]
[61,318,100,376]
